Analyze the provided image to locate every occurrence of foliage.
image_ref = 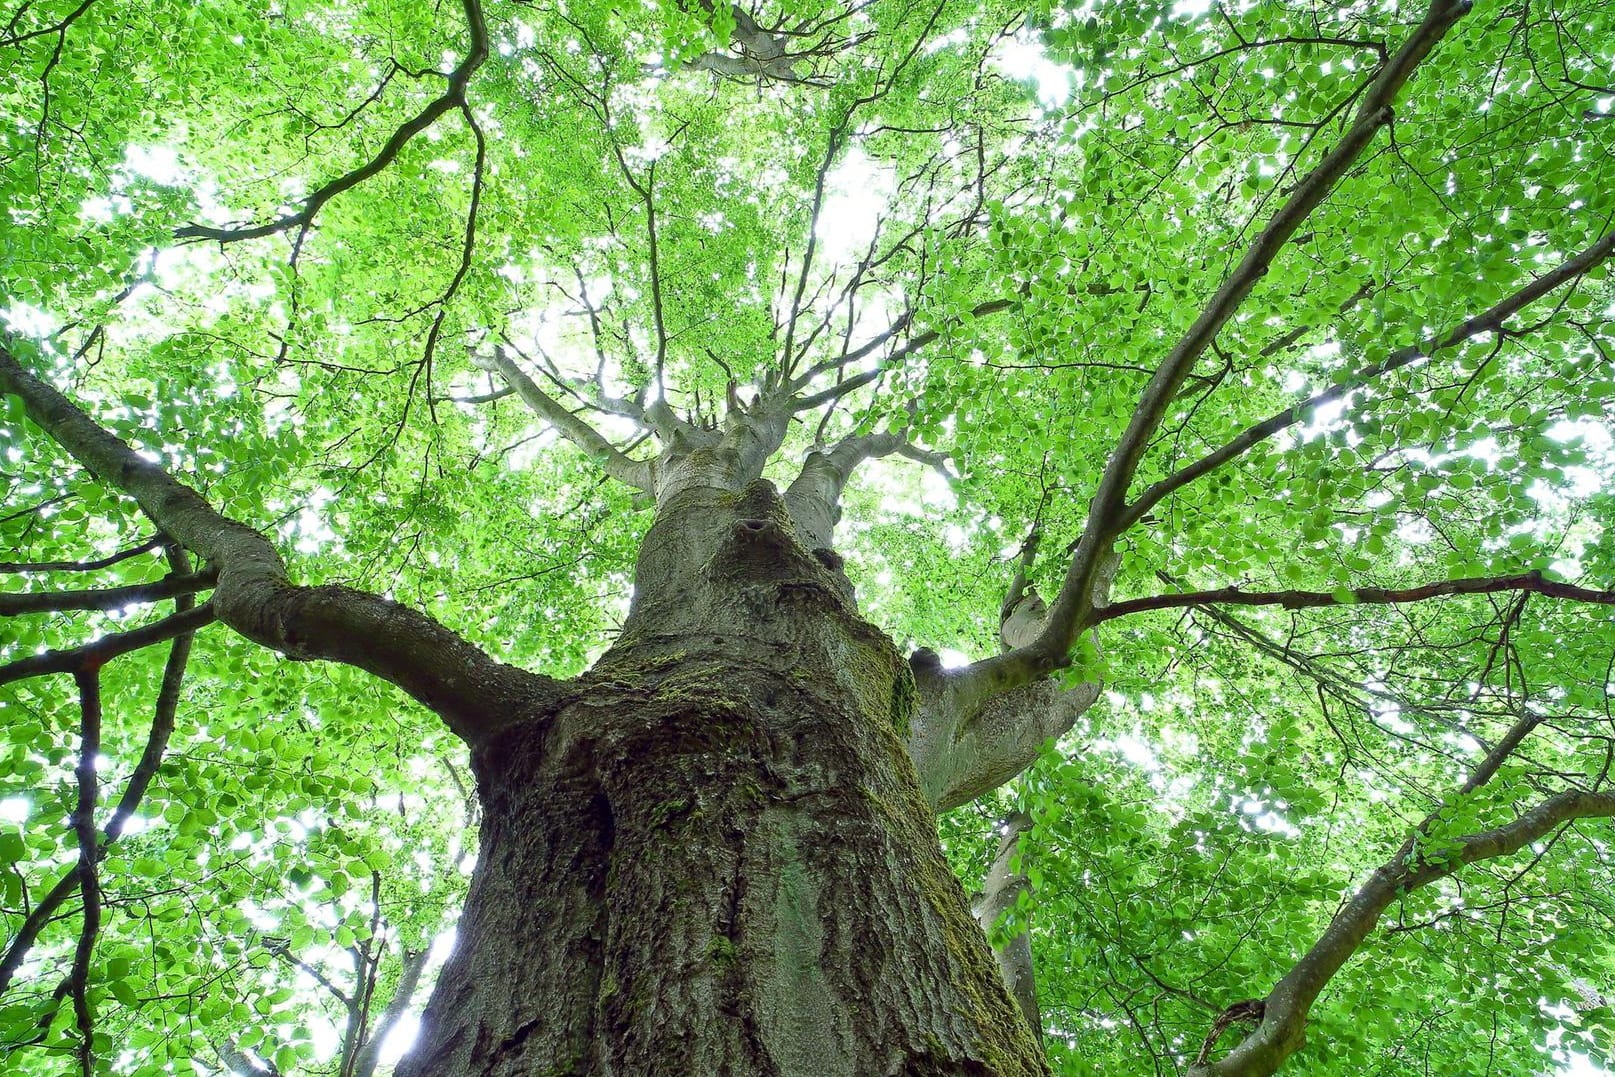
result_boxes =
[2,0,1614,1073]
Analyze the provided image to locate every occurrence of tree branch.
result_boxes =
[478,345,655,492]
[775,0,948,384]
[0,552,198,994]
[68,669,102,1077]
[350,946,431,1077]
[214,1039,280,1077]
[914,664,1102,815]
[0,534,164,573]
[791,364,885,413]
[1190,787,1615,1077]
[1092,571,1615,626]
[973,813,1041,1040]
[265,937,351,1008]
[977,0,1473,695]
[906,550,1115,811]
[779,111,853,379]
[0,570,215,615]
[172,0,488,243]
[0,602,216,686]
[0,345,552,741]
[781,431,909,548]
[0,0,99,49]
[788,298,1015,400]
[1121,225,1615,532]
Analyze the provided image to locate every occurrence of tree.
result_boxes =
[1,0,1613,1072]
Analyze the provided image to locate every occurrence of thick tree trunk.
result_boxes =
[397,481,1046,1076]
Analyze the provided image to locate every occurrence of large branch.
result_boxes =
[907,546,1114,811]
[0,345,551,741]
[979,0,1471,696]
[781,431,910,548]
[914,674,1101,812]
[350,946,431,1077]
[1121,226,1615,531]
[1190,787,1615,1077]
[479,347,656,492]
[172,0,488,243]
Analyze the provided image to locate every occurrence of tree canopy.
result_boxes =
[2,0,1614,1074]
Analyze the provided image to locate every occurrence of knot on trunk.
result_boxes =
[1194,998,1267,1067]
[701,481,854,605]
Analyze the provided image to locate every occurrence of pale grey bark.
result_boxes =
[782,431,949,551]
[782,433,907,550]
[914,676,1102,813]
[973,813,1041,1039]
[906,552,1115,813]
[476,347,656,492]
[479,344,797,505]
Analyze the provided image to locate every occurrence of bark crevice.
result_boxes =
[399,482,1048,1076]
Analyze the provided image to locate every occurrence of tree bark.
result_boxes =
[397,480,1047,1076]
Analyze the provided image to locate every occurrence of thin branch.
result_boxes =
[0,0,97,49]
[1191,788,1615,1077]
[643,168,671,391]
[68,669,102,1077]
[1121,225,1615,531]
[1093,571,1615,626]
[350,946,430,1077]
[172,0,489,243]
[1256,280,1376,359]
[793,309,916,388]
[0,534,164,573]
[780,113,853,378]
[265,938,351,1008]
[439,384,514,405]
[0,602,215,686]
[413,97,489,431]
[0,565,196,994]
[596,87,678,394]
[790,299,1016,410]
[778,0,948,384]
[792,364,885,412]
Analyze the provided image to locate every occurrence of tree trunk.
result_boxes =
[396,481,1046,1076]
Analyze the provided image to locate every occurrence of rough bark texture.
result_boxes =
[397,480,1048,1077]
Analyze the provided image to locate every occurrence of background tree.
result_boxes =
[1,0,1613,1074]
